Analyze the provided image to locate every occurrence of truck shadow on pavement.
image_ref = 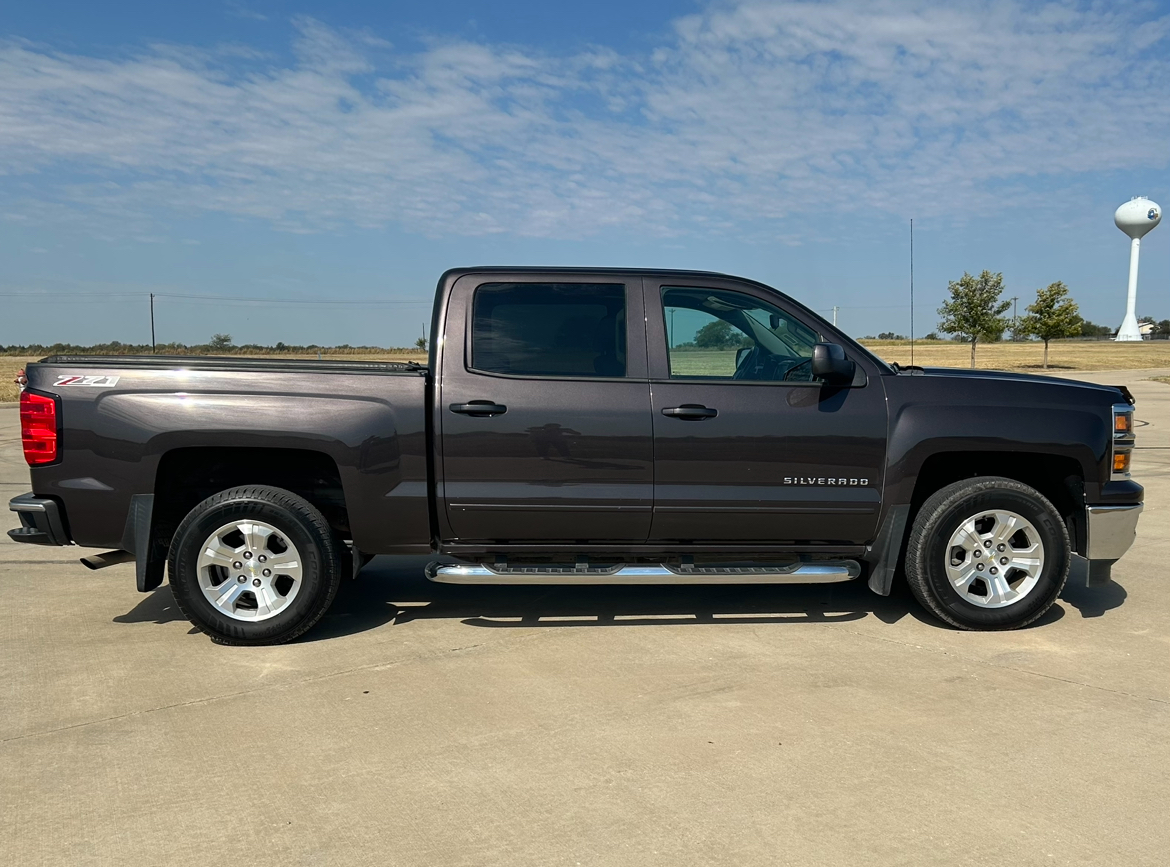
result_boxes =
[116,555,1128,641]
[1058,578,1127,618]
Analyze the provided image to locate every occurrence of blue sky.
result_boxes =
[2,0,1169,347]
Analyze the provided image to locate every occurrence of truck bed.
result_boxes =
[22,354,432,553]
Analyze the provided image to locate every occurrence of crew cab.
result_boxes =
[9,268,1143,643]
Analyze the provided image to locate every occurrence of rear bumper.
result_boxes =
[7,493,71,546]
[1086,503,1142,561]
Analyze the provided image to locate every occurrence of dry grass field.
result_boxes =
[861,339,1170,372]
[1,357,38,403]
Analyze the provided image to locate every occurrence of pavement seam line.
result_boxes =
[817,622,1169,705]
[0,629,556,745]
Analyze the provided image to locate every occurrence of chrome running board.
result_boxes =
[425,561,861,585]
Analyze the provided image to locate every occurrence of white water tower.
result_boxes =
[1114,196,1161,341]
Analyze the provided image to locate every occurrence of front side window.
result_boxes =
[662,287,819,381]
[472,283,627,377]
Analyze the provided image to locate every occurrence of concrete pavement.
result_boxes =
[1,373,1167,866]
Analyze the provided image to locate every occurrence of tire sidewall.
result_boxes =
[171,495,333,643]
[920,487,1068,629]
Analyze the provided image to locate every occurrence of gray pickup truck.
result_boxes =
[10,268,1143,644]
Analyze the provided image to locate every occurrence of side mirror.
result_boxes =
[769,313,782,330]
[735,347,752,368]
[811,342,855,385]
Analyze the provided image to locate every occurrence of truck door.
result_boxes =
[645,277,889,545]
[438,273,653,544]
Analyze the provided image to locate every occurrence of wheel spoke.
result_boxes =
[984,572,1014,606]
[241,522,274,553]
[212,580,248,609]
[253,584,280,618]
[198,537,239,569]
[991,513,1023,547]
[947,564,973,590]
[1007,555,1042,576]
[952,522,982,552]
[265,550,302,575]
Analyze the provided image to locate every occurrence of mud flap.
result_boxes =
[120,494,167,592]
[865,504,910,596]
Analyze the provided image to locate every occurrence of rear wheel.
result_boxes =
[168,486,343,645]
[905,477,1069,630]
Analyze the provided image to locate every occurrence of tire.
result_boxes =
[905,476,1069,630]
[167,486,344,645]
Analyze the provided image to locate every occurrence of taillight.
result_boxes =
[20,390,60,466]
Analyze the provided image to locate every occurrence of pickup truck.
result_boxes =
[9,267,1143,644]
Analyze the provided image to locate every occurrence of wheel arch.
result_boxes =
[907,451,1085,551]
[137,446,349,591]
[868,449,1087,597]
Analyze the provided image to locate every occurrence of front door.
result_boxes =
[439,274,653,544]
[646,277,888,545]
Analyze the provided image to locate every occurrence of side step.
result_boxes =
[425,561,861,585]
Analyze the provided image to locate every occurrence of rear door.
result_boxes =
[646,276,888,545]
[438,272,653,543]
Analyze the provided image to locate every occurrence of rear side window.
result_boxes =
[471,283,627,377]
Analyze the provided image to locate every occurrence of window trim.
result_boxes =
[464,280,641,382]
[657,285,826,386]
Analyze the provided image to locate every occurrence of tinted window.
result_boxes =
[472,283,627,377]
[662,287,820,381]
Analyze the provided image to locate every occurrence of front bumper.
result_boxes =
[1086,504,1142,561]
[8,493,71,546]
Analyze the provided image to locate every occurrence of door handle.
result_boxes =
[449,401,508,417]
[661,404,718,420]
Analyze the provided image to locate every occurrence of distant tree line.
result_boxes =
[0,334,425,356]
[672,319,755,350]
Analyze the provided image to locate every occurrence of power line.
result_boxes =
[159,293,432,305]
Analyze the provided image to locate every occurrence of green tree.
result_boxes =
[937,271,1011,368]
[1079,320,1113,338]
[1157,319,1170,338]
[208,333,233,350]
[694,319,739,349]
[414,336,428,351]
[1019,281,1082,369]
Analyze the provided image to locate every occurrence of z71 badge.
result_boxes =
[54,375,120,387]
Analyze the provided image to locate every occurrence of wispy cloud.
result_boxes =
[225,2,268,22]
[1,1,1168,240]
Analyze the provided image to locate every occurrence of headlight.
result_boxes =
[1111,404,1135,480]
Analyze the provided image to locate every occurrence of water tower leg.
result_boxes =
[1116,236,1143,341]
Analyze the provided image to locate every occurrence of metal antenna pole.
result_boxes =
[150,293,156,353]
[910,218,915,367]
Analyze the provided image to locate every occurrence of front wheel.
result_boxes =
[168,486,344,645]
[905,477,1070,630]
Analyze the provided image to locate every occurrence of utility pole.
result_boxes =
[670,308,675,348]
[1010,296,1018,341]
[150,293,156,353]
[910,218,915,367]
[832,306,839,327]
